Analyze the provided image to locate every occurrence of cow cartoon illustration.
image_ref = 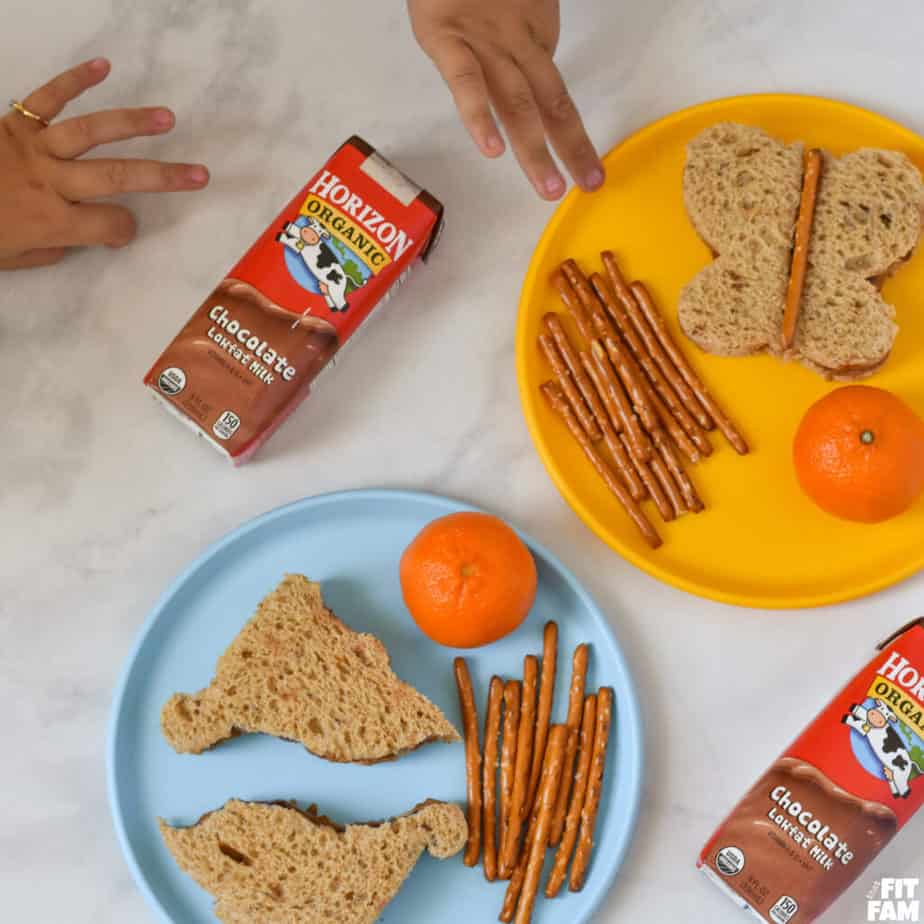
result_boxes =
[843,699,923,798]
[276,218,354,312]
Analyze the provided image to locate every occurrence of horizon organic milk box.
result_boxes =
[145,136,443,463]
[700,618,924,923]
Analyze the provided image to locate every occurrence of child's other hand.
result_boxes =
[407,0,603,200]
[0,58,209,271]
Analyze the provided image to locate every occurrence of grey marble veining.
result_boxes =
[2,1,924,921]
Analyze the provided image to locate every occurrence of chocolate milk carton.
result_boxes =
[145,137,443,463]
[700,619,924,923]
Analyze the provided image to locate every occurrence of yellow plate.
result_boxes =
[516,94,924,609]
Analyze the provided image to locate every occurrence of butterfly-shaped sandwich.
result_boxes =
[679,122,924,379]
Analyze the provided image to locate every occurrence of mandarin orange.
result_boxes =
[793,385,924,523]
[399,512,537,648]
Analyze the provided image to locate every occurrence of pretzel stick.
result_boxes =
[498,680,521,880]
[588,339,676,520]
[592,272,708,447]
[649,454,683,520]
[483,676,504,881]
[584,336,678,522]
[553,270,595,343]
[620,260,750,455]
[501,655,538,874]
[570,687,614,892]
[600,335,660,433]
[561,260,611,329]
[541,382,662,549]
[595,263,711,435]
[560,260,619,343]
[500,725,569,924]
[515,727,571,924]
[546,693,597,897]
[584,353,680,522]
[586,343,651,463]
[454,657,482,867]
[545,318,645,500]
[499,750,548,922]
[629,449,675,522]
[782,149,823,352]
[538,334,601,442]
[625,278,713,429]
[564,257,688,442]
[600,254,713,429]
[501,725,560,919]
[654,431,704,513]
[527,621,559,811]
[647,379,711,463]
[549,644,589,846]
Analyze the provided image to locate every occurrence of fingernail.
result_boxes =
[152,108,174,130]
[89,57,110,74]
[187,165,209,185]
[543,174,566,198]
[583,166,605,191]
[483,134,504,156]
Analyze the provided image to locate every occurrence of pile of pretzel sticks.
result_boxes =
[454,622,612,924]
[539,252,749,548]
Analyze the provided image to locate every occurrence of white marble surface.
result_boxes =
[3,1,924,922]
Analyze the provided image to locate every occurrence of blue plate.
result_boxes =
[108,489,643,923]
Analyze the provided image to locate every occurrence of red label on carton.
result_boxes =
[699,620,924,924]
[144,136,443,463]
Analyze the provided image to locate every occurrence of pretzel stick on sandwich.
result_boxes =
[540,382,662,548]
[546,693,597,898]
[549,644,589,846]
[781,149,823,353]
[454,657,482,867]
[553,270,596,343]
[543,318,646,500]
[622,267,750,455]
[498,680,522,880]
[570,687,614,892]
[527,621,559,811]
[500,725,570,924]
[538,333,601,442]
[603,253,714,430]
[482,675,504,881]
[502,655,539,874]
[591,272,709,447]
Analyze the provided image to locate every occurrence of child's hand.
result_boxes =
[0,57,209,271]
[407,0,603,200]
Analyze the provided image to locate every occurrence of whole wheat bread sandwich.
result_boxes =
[161,574,459,762]
[679,122,924,379]
[159,799,467,924]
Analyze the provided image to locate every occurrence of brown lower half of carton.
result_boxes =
[701,757,897,924]
[146,279,338,460]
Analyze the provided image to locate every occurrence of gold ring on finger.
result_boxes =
[9,99,50,128]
